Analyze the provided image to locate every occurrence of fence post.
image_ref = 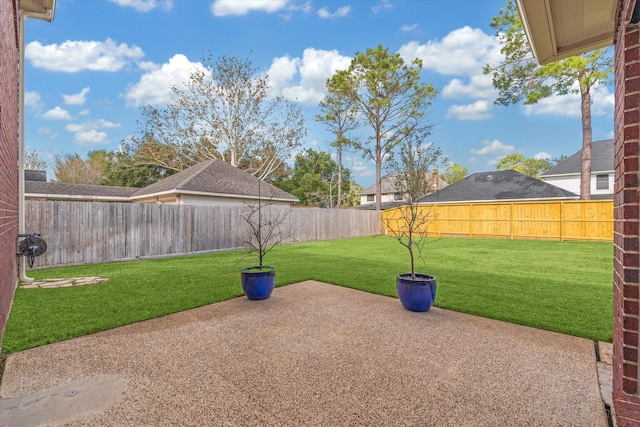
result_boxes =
[510,203,514,240]
[559,201,564,241]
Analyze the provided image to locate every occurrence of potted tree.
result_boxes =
[384,135,443,312]
[240,180,291,300]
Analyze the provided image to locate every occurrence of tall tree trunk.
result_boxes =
[336,143,343,209]
[579,76,592,200]
[375,143,382,212]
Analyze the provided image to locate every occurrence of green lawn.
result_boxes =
[2,236,613,353]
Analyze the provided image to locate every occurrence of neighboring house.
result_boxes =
[419,170,578,204]
[539,139,613,199]
[25,159,298,207]
[359,173,448,208]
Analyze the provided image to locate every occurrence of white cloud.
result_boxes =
[42,106,72,120]
[345,156,372,179]
[446,100,493,121]
[442,74,497,100]
[210,0,288,16]
[66,119,121,145]
[399,26,501,76]
[400,24,418,32]
[534,152,552,160]
[63,87,90,105]
[471,139,515,156]
[108,0,173,12]
[25,91,43,111]
[72,129,108,145]
[372,0,392,14]
[523,92,580,117]
[267,48,352,104]
[592,86,615,116]
[523,83,614,118]
[26,39,144,73]
[317,6,350,18]
[124,54,205,107]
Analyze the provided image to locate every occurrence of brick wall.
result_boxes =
[0,0,20,348]
[614,1,640,425]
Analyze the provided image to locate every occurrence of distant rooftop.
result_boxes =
[541,139,613,176]
[420,170,578,203]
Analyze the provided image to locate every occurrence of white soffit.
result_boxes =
[517,0,616,64]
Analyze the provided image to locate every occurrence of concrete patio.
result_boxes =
[0,281,609,426]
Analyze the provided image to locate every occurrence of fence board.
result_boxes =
[383,200,613,242]
[24,201,381,268]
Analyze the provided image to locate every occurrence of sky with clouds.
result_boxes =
[23,0,614,187]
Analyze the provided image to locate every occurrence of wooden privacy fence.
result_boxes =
[25,201,382,268]
[382,200,614,242]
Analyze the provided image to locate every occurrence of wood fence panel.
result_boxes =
[383,200,613,242]
[428,204,470,236]
[511,202,562,240]
[25,201,381,268]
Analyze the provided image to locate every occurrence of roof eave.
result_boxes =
[25,193,132,202]
[419,196,580,205]
[130,189,298,203]
[516,0,616,65]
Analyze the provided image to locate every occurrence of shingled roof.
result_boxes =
[25,181,138,201]
[541,139,613,176]
[130,159,298,202]
[419,170,578,203]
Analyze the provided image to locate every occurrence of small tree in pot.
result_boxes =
[240,180,292,300]
[384,134,444,312]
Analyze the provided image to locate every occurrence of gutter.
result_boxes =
[18,1,56,282]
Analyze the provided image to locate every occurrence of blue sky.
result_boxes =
[23,0,614,188]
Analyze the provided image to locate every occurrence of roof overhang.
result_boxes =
[129,189,299,203]
[19,0,56,21]
[516,0,617,64]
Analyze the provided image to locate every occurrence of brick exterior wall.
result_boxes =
[0,0,20,348]
[615,1,640,425]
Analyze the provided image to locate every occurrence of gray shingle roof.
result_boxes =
[25,181,138,199]
[419,170,578,203]
[130,159,298,202]
[541,139,613,176]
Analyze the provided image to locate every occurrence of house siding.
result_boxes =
[541,172,615,197]
[614,1,640,425]
[0,0,20,347]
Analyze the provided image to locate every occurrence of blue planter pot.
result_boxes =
[396,273,437,312]
[241,266,276,300]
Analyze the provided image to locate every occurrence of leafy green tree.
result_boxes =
[273,149,351,208]
[496,153,552,178]
[552,154,568,165]
[326,44,438,211]
[316,78,359,209]
[483,0,612,199]
[440,163,467,184]
[123,53,307,179]
[342,181,364,207]
[100,150,169,188]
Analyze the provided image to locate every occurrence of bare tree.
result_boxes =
[240,181,293,269]
[124,53,307,179]
[24,147,48,170]
[383,134,443,278]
